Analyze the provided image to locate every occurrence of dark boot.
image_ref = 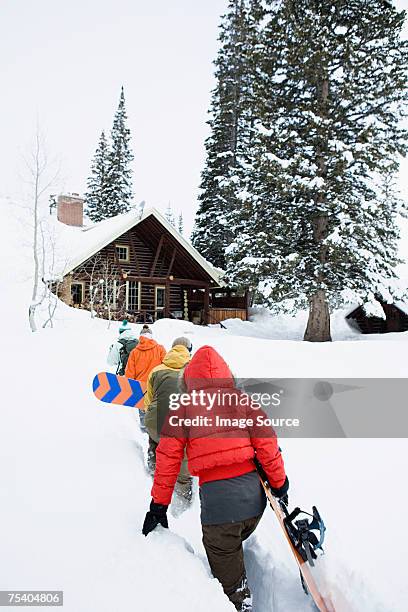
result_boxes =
[227,573,252,612]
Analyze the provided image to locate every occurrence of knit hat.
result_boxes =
[140,325,153,337]
[172,336,193,352]
[119,319,130,333]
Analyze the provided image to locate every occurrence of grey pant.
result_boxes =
[139,409,147,432]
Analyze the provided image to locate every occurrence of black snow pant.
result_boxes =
[202,514,262,609]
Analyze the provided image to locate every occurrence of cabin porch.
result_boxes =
[59,275,249,325]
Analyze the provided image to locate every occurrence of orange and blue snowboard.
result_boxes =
[92,372,144,407]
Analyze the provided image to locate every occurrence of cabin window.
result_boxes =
[126,281,140,311]
[155,286,166,312]
[71,282,84,305]
[116,245,129,262]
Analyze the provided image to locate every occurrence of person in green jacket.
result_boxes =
[144,336,193,506]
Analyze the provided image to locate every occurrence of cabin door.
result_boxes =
[71,282,84,305]
[154,285,166,320]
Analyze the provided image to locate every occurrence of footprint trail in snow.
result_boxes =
[245,537,315,612]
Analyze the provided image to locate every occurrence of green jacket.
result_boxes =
[144,345,191,442]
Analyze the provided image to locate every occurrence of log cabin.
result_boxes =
[346,300,408,334]
[54,194,249,325]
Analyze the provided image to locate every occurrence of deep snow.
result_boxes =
[1,309,407,612]
[1,196,408,611]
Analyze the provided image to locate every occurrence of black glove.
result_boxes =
[270,476,289,506]
[142,500,168,536]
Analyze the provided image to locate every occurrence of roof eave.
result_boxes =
[62,207,223,286]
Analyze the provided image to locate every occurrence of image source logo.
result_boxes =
[163,384,298,435]
[155,378,408,439]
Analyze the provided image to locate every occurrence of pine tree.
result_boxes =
[226,0,408,341]
[178,212,184,235]
[191,0,264,269]
[105,86,134,217]
[48,194,57,215]
[165,202,175,227]
[85,131,110,222]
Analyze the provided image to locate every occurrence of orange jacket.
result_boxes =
[125,336,166,409]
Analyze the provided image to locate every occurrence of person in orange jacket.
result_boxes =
[125,325,166,431]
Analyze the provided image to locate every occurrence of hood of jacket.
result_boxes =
[118,328,137,342]
[162,345,191,370]
[183,345,235,392]
[136,336,159,351]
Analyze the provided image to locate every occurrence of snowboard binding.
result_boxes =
[254,458,326,566]
[280,502,326,567]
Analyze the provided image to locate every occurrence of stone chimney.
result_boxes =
[57,193,84,227]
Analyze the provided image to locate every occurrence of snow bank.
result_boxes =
[0,325,231,612]
[215,306,362,342]
[1,310,407,611]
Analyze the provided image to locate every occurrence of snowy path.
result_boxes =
[245,538,315,612]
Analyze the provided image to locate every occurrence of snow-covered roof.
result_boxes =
[54,206,223,285]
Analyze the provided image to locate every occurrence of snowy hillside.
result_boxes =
[1,196,408,611]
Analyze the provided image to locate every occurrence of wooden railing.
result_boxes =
[208,308,247,325]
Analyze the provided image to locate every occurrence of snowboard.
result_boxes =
[92,372,144,407]
[256,461,336,612]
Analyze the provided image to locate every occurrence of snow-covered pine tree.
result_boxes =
[178,212,184,235]
[105,86,134,217]
[226,0,408,341]
[191,0,264,269]
[85,131,110,222]
[165,202,176,227]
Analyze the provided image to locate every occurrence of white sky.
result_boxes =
[0,0,227,232]
[1,0,408,235]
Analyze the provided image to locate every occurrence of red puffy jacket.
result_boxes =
[151,345,286,505]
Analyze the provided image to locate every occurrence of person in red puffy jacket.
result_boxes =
[142,346,288,612]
